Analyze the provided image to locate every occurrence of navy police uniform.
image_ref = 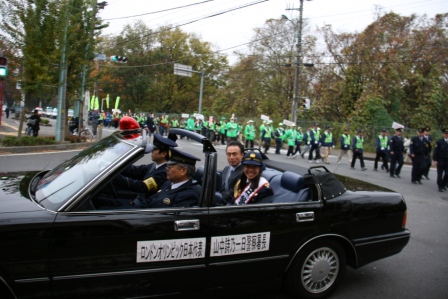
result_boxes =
[409,128,427,184]
[113,133,177,196]
[142,148,201,208]
[423,127,432,179]
[389,129,405,178]
[433,128,448,192]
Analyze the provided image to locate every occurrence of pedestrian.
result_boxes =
[294,126,304,156]
[282,124,297,158]
[226,118,238,142]
[374,129,389,172]
[351,129,367,170]
[244,120,256,149]
[389,128,405,178]
[220,117,227,144]
[337,128,352,165]
[320,126,335,164]
[422,127,432,180]
[308,122,321,163]
[91,108,100,136]
[300,127,312,159]
[274,123,285,154]
[261,121,274,154]
[27,109,41,137]
[433,128,448,192]
[409,128,427,184]
[5,107,10,118]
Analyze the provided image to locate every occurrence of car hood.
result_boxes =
[0,171,45,213]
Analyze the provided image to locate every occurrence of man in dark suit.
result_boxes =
[141,148,201,208]
[389,128,405,178]
[423,127,432,180]
[220,141,244,204]
[409,128,427,184]
[433,128,448,192]
[113,132,178,196]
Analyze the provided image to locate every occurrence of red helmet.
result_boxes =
[119,116,141,140]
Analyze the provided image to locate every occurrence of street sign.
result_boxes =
[174,64,192,77]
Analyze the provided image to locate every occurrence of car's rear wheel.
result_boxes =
[287,239,346,299]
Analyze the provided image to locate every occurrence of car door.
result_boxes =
[205,201,323,290]
[50,207,209,298]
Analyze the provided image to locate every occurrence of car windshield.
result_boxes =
[35,136,135,210]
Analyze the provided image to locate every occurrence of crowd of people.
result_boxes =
[89,112,448,194]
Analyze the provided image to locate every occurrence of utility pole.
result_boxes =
[286,0,312,124]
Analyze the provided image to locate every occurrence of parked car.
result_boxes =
[43,106,53,118]
[0,129,410,299]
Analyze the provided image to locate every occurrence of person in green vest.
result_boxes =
[244,120,256,149]
[220,117,227,144]
[351,129,367,170]
[208,119,216,144]
[226,118,238,141]
[274,123,285,154]
[320,126,335,164]
[374,128,390,171]
[261,120,274,154]
[294,126,304,157]
[308,122,321,163]
[215,120,222,145]
[259,120,266,148]
[159,115,169,136]
[195,118,203,134]
[171,116,179,129]
[337,128,352,165]
[186,115,195,132]
[282,124,298,158]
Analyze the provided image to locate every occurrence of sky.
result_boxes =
[99,0,448,63]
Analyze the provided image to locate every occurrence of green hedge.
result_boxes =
[1,136,58,146]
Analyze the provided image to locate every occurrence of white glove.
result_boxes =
[314,141,318,144]
[307,142,310,145]
[381,147,385,150]
[332,145,335,148]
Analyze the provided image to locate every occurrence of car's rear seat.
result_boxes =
[257,168,310,204]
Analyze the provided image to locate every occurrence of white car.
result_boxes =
[50,108,57,119]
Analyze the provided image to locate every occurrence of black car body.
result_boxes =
[0,129,410,299]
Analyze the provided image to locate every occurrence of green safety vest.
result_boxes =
[296,131,303,141]
[226,122,238,137]
[378,135,388,148]
[342,134,351,145]
[171,120,179,128]
[245,125,255,140]
[282,129,297,146]
[355,136,364,149]
[324,132,333,143]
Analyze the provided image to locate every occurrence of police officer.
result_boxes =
[351,129,367,170]
[409,128,427,184]
[389,128,405,178]
[433,128,448,192]
[261,121,274,154]
[374,129,389,172]
[141,148,201,208]
[113,132,178,196]
[274,123,285,154]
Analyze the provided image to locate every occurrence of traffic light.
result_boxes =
[0,57,7,77]
[110,55,128,63]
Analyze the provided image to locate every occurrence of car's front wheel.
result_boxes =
[286,239,346,299]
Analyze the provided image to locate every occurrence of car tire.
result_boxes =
[286,239,346,299]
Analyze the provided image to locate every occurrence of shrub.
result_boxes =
[0,136,58,147]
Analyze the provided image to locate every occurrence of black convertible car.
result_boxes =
[0,129,410,299]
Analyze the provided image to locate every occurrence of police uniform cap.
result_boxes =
[396,128,403,132]
[313,122,319,126]
[242,151,263,167]
[358,129,364,133]
[153,133,178,150]
[326,126,332,130]
[344,128,349,131]
[167,148,200,166]
[425,127,431,132]
[381,128,388,132]
[442,128,448,134]
[418,128,425,133]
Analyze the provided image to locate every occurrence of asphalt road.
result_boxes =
[0,130,447,299]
